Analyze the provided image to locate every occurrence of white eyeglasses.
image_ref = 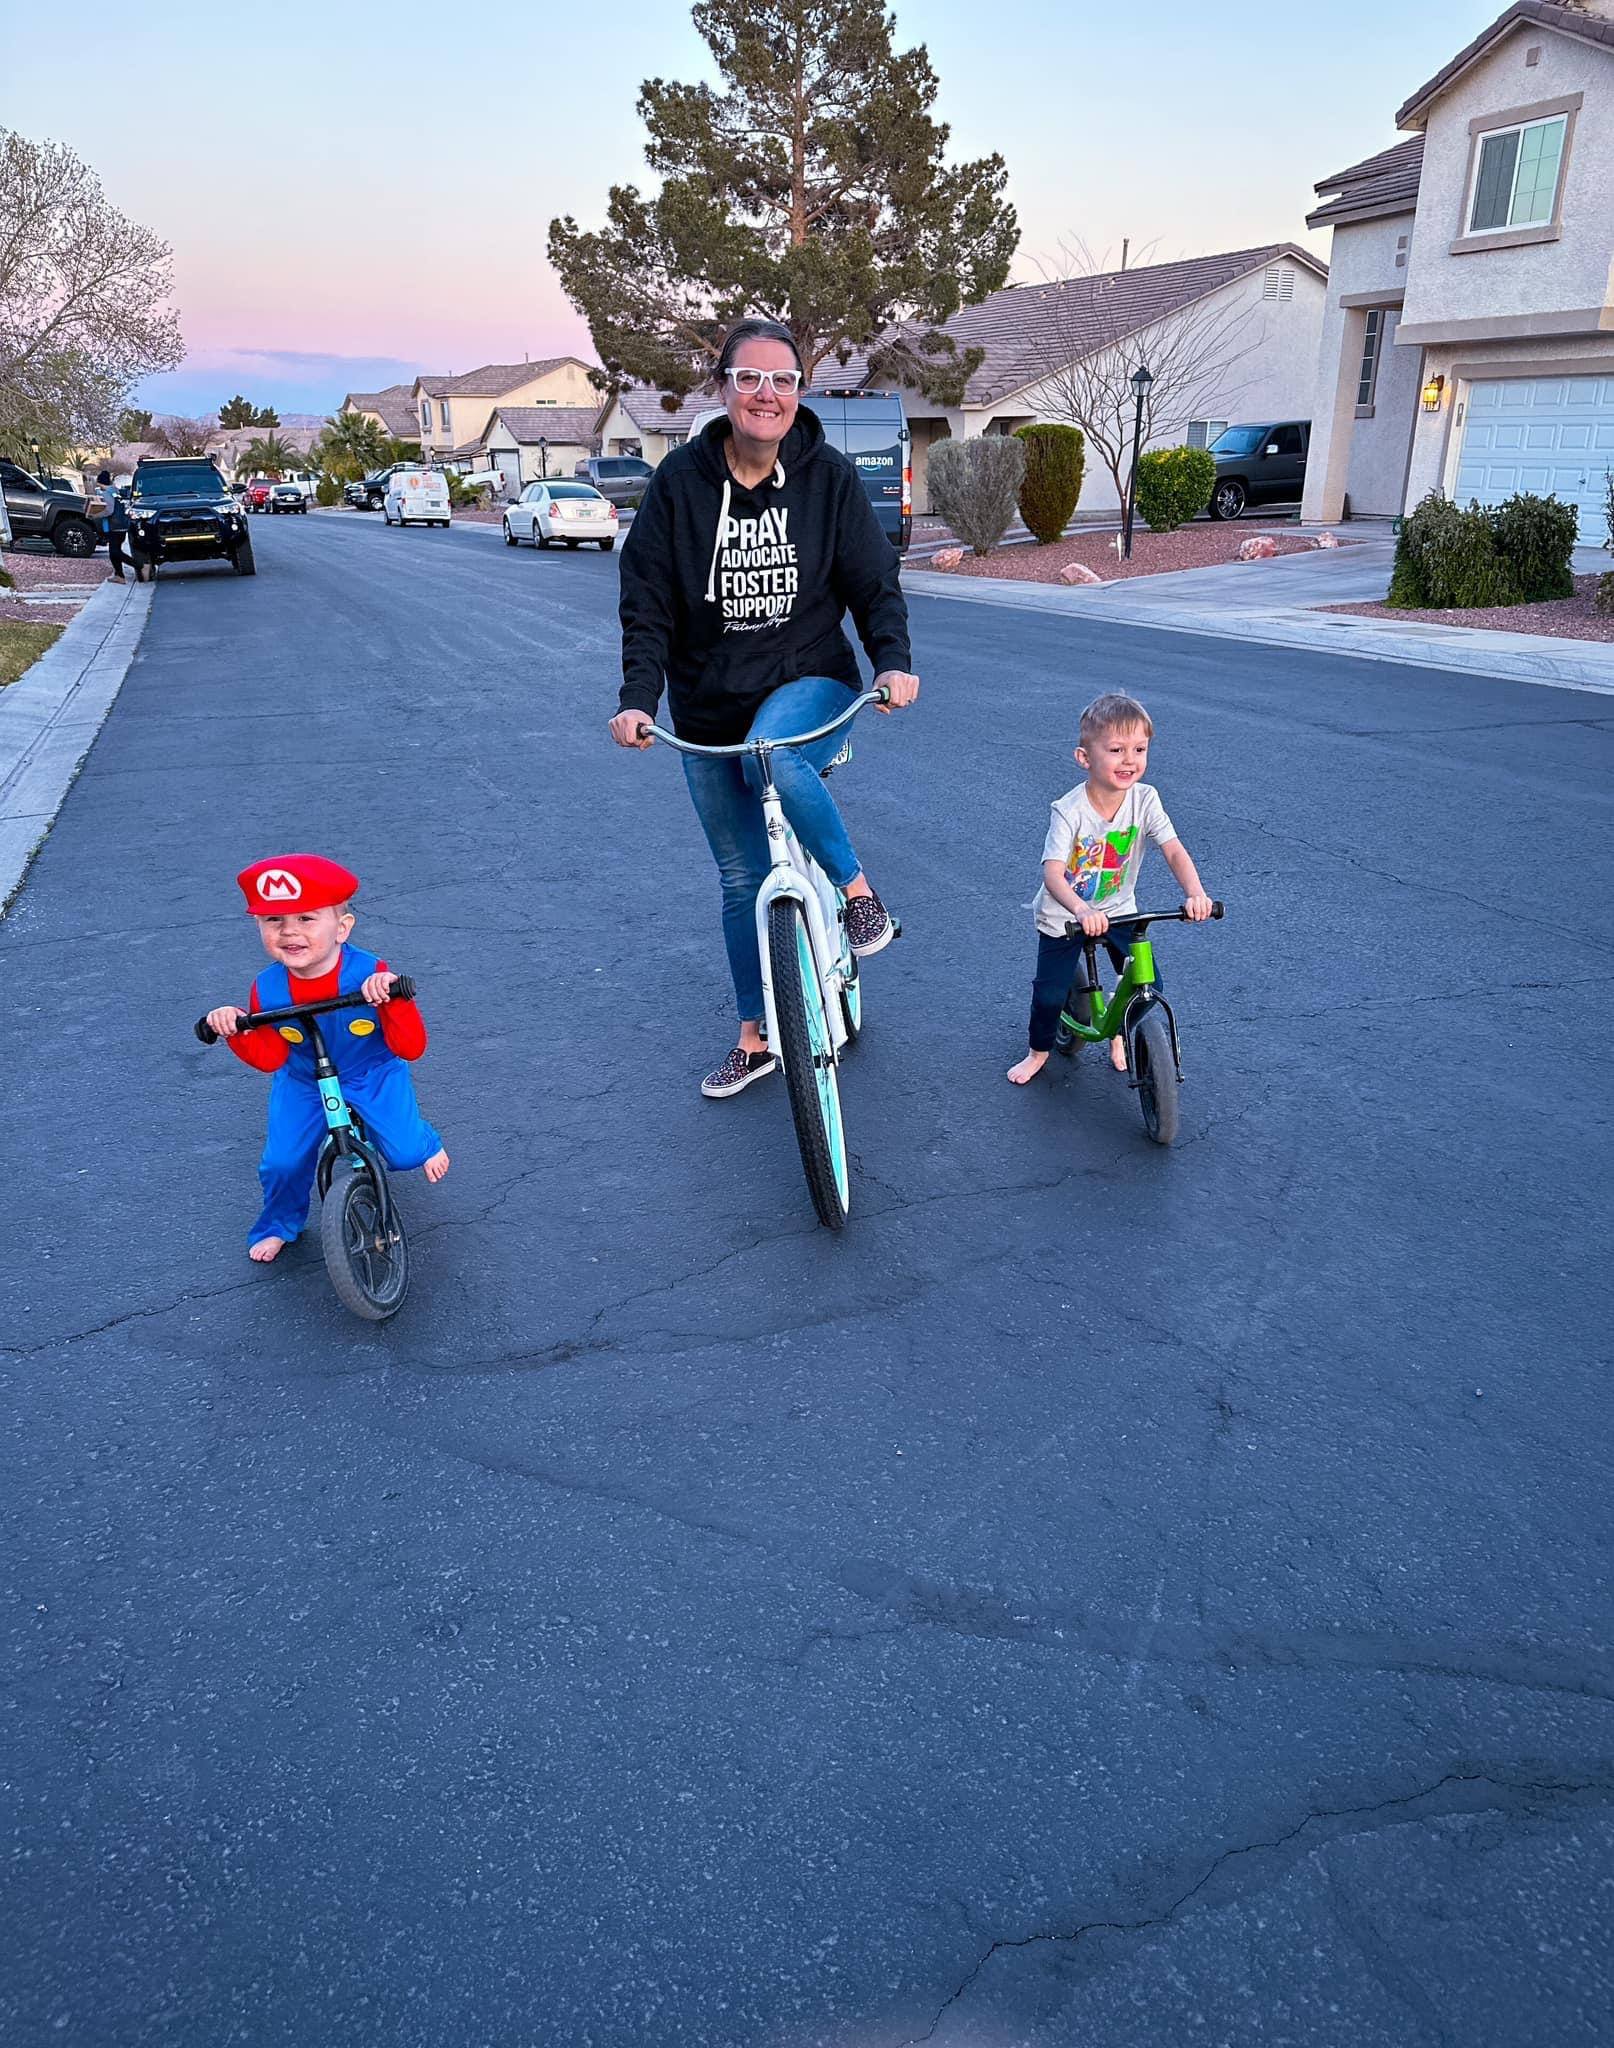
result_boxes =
[723,367,803,396]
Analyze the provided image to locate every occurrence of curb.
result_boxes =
[0,578,154,912]
[901,570,1614,697]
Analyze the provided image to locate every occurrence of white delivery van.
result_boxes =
[383,469,451,528]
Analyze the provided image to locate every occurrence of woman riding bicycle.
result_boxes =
[610,317,920,1098]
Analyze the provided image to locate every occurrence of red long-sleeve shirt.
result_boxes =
[227,958,427,1073]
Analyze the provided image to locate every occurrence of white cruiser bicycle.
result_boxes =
[638,686,896,1229]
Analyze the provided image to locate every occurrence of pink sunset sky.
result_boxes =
[7,0,1492,417]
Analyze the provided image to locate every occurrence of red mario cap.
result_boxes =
[236,854,359,916]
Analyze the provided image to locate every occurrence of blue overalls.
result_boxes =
[250,944,443,1247]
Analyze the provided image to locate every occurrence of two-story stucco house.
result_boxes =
[1302,0,1614,540]
[411,358,601,463]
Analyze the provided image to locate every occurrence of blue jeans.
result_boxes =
[681,676,864,1024]
[1028,919,1159,1052]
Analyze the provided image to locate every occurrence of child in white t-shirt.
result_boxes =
[1008,693,1214,1085]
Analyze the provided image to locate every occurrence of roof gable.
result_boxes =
[418,357,593,399]
[1396,2,1614,127]
[485,405,605,447]
[1307,134,1425,227]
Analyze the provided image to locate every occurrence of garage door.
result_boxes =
[1455,374,1614,544]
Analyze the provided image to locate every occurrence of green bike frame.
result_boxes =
[1058,932,1184,1087]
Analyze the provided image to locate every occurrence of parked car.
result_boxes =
[1205,421,1311,521]
[244,479,273,513]
[687,388,912,552]
[383,469,450,527]
[360,463,413,510]
[275,469,319,506]
[269,482,309,515]
[503,480,618,551]
[342,480,370,508]
[0,458,99,557]
[126,457,255,577]
[572,455,654,508]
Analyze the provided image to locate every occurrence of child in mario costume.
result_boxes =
[204,855,449,1262]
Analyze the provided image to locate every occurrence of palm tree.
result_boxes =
[235,432,298,479]
[320,411,387,479]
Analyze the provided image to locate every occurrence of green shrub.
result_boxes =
[928,436,1027,556]
[1133,445,1216,533]
[1594,571,1614,617]
[315,474,340,507]
[0,562,14,591]
[1389,493,1517,608]
[1013,424,1085,543]
[1391,488,1580,609]
[1492,491,1578,601]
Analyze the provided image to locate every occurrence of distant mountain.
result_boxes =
[278,413,329,430]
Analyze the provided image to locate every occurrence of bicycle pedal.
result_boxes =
[891,916,903,938]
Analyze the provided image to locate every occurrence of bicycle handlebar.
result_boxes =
[636,685,890,758]
[194,975,417,1044]
[1063,904,1224,938]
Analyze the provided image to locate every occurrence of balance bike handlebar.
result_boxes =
[1063,904,1224,939]
[194,976,417,1044]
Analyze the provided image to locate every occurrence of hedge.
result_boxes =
[1133,445,1216,533]
[1388,490,1579,608]
[1013,424,1085,544]
[928,436,1026,556]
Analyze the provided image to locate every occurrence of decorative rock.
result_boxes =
[1312,530,1341,549]
[1058,562,1106,586]
[1235,536,1279,560]
[931,546,965,569]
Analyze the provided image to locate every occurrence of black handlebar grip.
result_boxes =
[1210,901,1225,919]
[194,1016,220,1044]
[389,975,416,1002]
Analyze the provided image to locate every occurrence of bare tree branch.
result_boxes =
[0,128,183,458]
[1020,238,1263,510]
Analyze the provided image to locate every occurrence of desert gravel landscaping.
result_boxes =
[911,524,1338,583]
[1324,571,1614,644]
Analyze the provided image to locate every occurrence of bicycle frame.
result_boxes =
[1058,927,1184,1087]
[637,688,885,1063]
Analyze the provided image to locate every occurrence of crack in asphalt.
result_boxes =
[1,1272,268,1357]
[904,1771,1614,2044]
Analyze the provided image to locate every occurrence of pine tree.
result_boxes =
[548,0,1017,408]
[218,394,256,429]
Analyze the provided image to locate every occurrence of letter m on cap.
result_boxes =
[258,869,303,902]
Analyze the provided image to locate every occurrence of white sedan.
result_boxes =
[503,480,619,552]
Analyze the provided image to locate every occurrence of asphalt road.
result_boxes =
[4,510,1611,2047]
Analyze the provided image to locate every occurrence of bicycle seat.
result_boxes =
[820,739,853,780]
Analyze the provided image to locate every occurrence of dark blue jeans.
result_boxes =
[682,677,864,1024]
[1028,919,1159,1052]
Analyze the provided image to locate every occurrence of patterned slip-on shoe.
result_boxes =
[700,1046,780,1099]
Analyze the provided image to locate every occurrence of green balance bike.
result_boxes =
[194,981,416,1319]
[1053,906,1224,1145]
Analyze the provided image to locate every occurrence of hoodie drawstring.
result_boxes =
[705,478,731,606]
[703,455,789,607]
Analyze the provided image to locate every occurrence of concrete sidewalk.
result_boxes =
[0,576,153,909]
[905,538,1614,695]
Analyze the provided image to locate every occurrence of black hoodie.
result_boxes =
[617,407,912,744]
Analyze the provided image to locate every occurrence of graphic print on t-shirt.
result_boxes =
[717,506,799,635]
[1066,823,1138,903]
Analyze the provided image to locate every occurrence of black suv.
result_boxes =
[0,459,99,557]
[360,463,411,510]
[128,458,256,577]
[1205,422,1310,521]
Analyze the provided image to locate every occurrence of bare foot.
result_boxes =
[249,1236,286,1263]
[1109,1035,1128,1072]
[423,1148,450,1184]
[1007,1050,1049,1085]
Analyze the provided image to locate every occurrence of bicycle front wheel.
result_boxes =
[1131,1006,1180,1147]
[768,897,850,1228]
[320,1158,410,1319]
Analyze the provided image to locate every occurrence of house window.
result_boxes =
[420,400,430,431]
[1356,308,1385,411]
[664,432,686,448]
[1185,419,1228,450]
[1468,114,1566,231]
[439,402,451,433]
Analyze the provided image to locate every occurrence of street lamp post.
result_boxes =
[538,436,549,480]
[1122,361,1154,561]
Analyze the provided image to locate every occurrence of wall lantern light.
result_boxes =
[1421,373,1446,413]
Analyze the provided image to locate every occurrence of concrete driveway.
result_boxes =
[3,512,1610,2047]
